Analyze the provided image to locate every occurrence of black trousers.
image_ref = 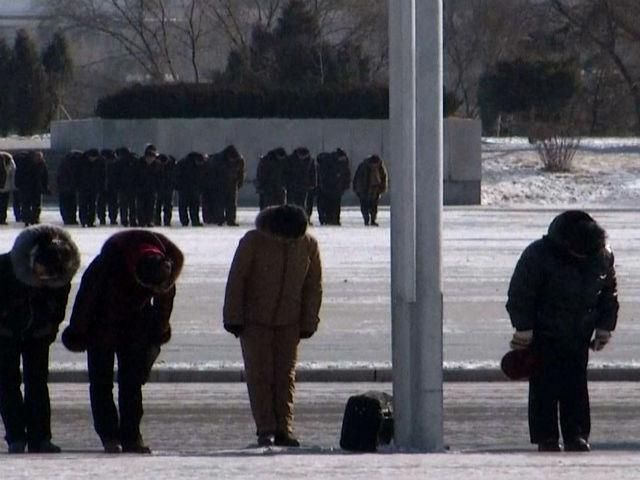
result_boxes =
[20,192,41,225]
[358,194,380,225]
[0,191,9,223]
[259,190,285,211]
[317,192,342,225]
[59,192,78,225]
[0,339,52,446]
[78,190,97,227]
[97,190,119,224]
[119,191,137,227]
[528,337,591,444]
[136,192,157,226]
[88,345,153,445]
[155,191,173,226]
[178,190,202,226]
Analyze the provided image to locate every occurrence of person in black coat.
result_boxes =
[115,147,139,228]
[62,230,183,454]
[136,144,160,228]
[0,225,80,453]
[175,152,206,227]
[316,148,351,226]
[154,153,176,227]
[285,147,316,215]
[256,148,287,211]
[77,149,104,228]
[57,150,81,225]
[14,151,49,227]
[506,210,618,453]
[97,149,120,226]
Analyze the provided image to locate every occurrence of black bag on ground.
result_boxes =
[339,391,394,452]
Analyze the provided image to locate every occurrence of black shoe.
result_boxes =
[371,221,379,227]
[122,441,151,454]
[28,440,61,453]
[102,439,121,454]
[274,432,300,447]
[226,221,239,226]
[564,437,590,452]
[257,434,275,447]
[537,441,561,452]
[8,441,26,454]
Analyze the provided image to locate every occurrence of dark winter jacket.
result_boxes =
[285,147,316,194]
[57,150,82,194]
[156,154,176,194]
[0,225,80,343]
[506,211,618,343]
[223,205,322,332]
[175,152,207,194]
[317,149,351,196]
[256,148,287,195]
[63,230,184,351]
[114,148,139,194]
[222,145,245,193]
[76,150,105,194]
[14,151,48,196]
[353,155,388,198]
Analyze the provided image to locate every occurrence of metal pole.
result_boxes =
[390,0,444,451]
[413,0,444,451]
[389,0,417,448]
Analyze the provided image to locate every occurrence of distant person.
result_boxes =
[506,210,618,452]
[57,150,81,226]
[14,151,49,227]
[223,205,322,447]
[97,149,120,226]
[136,144,160,227]
[0,152,16,225]
[175,152,206,227]
[114,147,139,227]
[285,147,316,215]
[0,225,80,453]
[256,148,287,210]
[62,230,183,454]
[352,155,388,226]
[77,149,104,228]
[316,148,351,225]
[154,153,176,227]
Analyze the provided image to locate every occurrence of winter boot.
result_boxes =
[8,441,26,454]
[102,439,122,454]
[564,437,590,452]
[28,440,61,453]
[274,432,300,447]
[537,441,561,452]
[122,438,151,454]
[257,433,275,447]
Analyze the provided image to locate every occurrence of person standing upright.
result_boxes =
[506,210,618,453]
[15,151,48,227]
[223,205,322,447]
[57,150,81,226]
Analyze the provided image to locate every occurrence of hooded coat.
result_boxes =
[506,211,618,342]
[63,230,184,351]
[0,225,80,342]
[223,206,322,333]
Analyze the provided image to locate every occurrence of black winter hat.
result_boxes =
[144,144,158,157]
[548,210,606,256]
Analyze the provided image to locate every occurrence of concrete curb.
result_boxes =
[47,367,640,383]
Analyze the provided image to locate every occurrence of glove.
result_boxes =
[224,324,244,338]
[590,329,611,351]
[299,330,315,340]
[510,330,533,350]
[61,327,88,352]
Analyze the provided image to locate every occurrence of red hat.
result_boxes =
[500,348,543,380]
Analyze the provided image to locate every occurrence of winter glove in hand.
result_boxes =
[510,330,533,350]
[299,330,315,339]
[224,324,244,338]
[590,329,611,351]
[61,327,88,352]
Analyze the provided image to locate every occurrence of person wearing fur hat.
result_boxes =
[62,230,183,454]
[223,204,322,447]
[352,154,388,227]
[0,225,80,453]
[506,210,618,453]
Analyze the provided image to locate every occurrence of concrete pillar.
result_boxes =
[390,0,444,451]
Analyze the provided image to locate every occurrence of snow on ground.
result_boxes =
[482,137,640,206]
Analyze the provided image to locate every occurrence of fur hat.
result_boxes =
[547,210,606,256]
[10,225,81,288]
[256,204,308,239]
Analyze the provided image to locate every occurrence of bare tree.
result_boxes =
[548,0,640,133]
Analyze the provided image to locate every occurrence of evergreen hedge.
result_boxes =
[96,83,390,119]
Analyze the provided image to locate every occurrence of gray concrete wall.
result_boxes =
[51,117,481,205]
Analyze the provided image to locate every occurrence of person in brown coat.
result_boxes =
[62,230,184,454]
[352,154,388,226]
[223,205,322,447]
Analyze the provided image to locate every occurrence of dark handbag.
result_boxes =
[339,391,394,452]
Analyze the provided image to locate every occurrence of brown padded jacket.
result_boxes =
[223,207,322,332]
